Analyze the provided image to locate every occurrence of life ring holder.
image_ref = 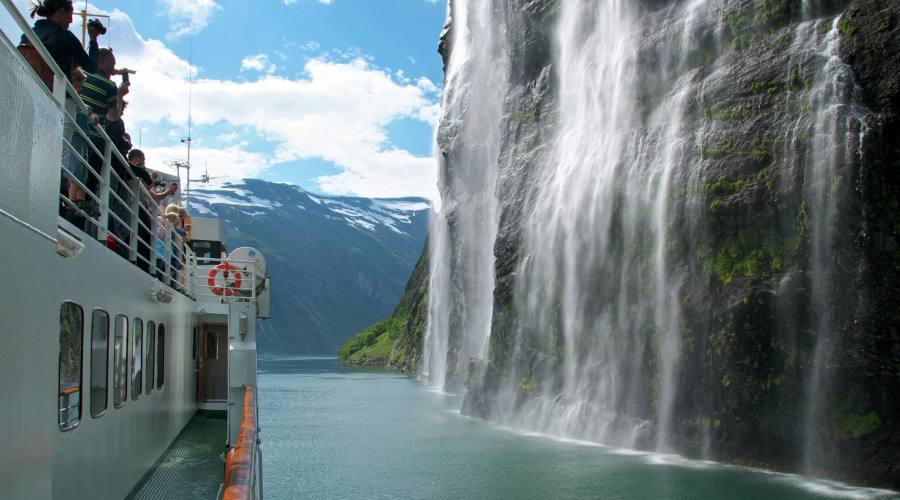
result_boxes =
[207,263,243,297]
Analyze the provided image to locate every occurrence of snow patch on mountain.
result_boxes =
[191,180,431,235]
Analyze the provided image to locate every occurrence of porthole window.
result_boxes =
[90,310,109,418]
[113,315,128,408]
[156,324,166,389]
[132,319,143,400]
[58,302,84,430]
[146,321,156,395]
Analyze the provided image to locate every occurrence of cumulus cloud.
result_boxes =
[158,0,222,38]
[144,144,269,183]
[97,7,439,200]
[240,54,277,74]
[283,0,333,5]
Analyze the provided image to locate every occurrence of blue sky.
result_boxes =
[4,0,448,200]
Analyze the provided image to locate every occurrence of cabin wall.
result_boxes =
[0,26,202,500]
[0,26,65,500]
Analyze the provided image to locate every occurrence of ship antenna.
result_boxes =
[181,31,194,212]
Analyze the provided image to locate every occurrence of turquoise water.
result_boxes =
[258,356,896,500]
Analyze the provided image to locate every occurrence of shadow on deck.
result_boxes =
[126,412,227,500]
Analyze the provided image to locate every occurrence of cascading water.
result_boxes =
[793,16,867,472]
[427,0,889,483]
[424,0,508,391]
[501,0,691,450]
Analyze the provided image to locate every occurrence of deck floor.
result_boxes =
[127,413,227,500]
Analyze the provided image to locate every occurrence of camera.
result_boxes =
[87,18,107,35]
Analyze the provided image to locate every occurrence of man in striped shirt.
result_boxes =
[80,47,129,146]
[79,47,131,248]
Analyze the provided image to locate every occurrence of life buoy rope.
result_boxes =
[207,263,244,296]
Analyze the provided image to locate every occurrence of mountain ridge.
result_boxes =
[190,178,430,354]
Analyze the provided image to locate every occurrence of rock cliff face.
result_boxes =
[380,0,898,486]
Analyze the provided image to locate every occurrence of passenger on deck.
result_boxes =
[22,0,103,86]
[76,48,129,219]
[177,206,192,242]
[165,204,186,289]
[80,48,129,137]
[154,180,180,208]
[128,149,154,273]
[155,215,167,281]
[61,67,91,214]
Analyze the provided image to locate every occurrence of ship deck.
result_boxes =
[126,412,227,500]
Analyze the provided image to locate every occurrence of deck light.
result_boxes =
[152,287,174,304]
[56,228,84,258]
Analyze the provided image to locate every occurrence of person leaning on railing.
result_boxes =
[128,150,154,273]
[105,100,137,259]
[165,204,186,290]
[177,205,192,242]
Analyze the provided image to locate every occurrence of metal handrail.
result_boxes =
[1,0,198,297]
[222,386,260,500]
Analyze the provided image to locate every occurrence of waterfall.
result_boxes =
[795,16,867,472]
[428,0,878,476]
[424,0,508,391]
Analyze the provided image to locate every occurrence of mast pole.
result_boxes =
[185,32,193,212]
[81,0,86,46]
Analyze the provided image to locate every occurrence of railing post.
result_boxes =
[52,73,66,106]
[165,225,172,286]
[96,141,112,243]
[188,252,196,297]
[149,204,159,278]
[128,178,141,263]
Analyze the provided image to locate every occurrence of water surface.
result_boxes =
[258,355,896,500]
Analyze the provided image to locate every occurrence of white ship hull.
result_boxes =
[1,2,265,497]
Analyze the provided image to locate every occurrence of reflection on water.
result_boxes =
[258,356,897,500]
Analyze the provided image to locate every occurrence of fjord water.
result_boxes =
[258,356,894,499]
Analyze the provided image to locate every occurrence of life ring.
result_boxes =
[207,263,243,297]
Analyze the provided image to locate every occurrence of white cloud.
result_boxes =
[99,8,439,200]
[283,0,333,4]
[158,0,221,38]
[240,54,277,74]
[217,131,239,143]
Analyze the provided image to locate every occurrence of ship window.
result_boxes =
[113,315,128,408]
[157,325,166,389]
[146,321,156,395]
[132,319,143,400]
[58,302,84,431]
[192,241,212,264]
[90,310,109,418]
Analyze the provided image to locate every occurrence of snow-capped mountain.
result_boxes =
[190,179,430,354]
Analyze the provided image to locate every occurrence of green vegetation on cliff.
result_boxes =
[338,244,429,373]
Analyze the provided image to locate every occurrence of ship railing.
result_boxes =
[58,385,81,430]
[221,385,262,500]
[0,0,195,297]
[191,256,259,302]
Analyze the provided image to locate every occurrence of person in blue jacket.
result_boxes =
[24,0,104,79]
